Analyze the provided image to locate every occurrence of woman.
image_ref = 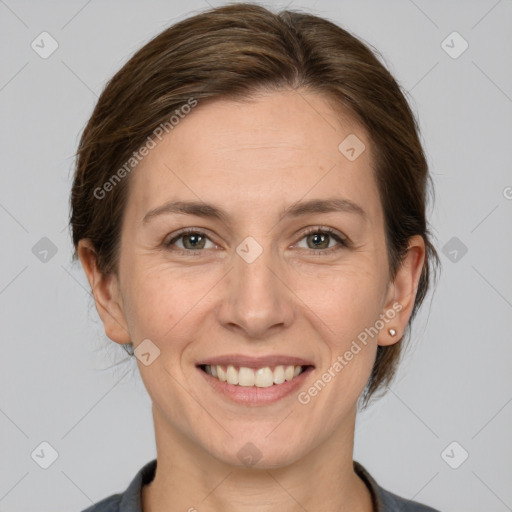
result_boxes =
[71,3,441,511]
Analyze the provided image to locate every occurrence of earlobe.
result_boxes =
[77,239,131,345]
[378,235,426,347]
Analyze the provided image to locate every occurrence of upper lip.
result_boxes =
[196,354,315,369]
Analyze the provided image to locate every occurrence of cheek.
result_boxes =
[121,269,181,342]
[291,264,383,398]
[291,263,386,344]
[122,265,216,347]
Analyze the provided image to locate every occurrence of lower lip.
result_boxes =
[197,366,314,405]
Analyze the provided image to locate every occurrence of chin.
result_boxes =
[201,430,311,470]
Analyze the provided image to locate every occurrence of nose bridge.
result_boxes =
[217,235,293,337]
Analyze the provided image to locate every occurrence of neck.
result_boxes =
[142,405,373,512]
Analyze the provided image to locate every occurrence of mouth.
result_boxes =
[196,355,314,405]
[200,363,309,387]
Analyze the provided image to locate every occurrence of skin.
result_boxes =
[79,88,425,512]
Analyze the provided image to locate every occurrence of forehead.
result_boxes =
[127,89,382,226]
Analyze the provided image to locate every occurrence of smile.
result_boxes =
[202,364,305,387]
[196,355,315,404]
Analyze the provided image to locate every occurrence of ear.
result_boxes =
[377,235,426,347]
[77,239,131,345]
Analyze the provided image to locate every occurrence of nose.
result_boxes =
[215,242,295,340]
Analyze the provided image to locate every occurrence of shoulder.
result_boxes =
[80,494,122,512]
[354,460,442,512]
[79,459,157,512]
[379,486,441,511]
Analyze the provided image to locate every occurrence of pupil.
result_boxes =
[311,233,327,248]
[186,234,202,248]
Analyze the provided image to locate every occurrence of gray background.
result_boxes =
[1,0,511,511]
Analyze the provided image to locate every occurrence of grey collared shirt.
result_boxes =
[80,459,441,512]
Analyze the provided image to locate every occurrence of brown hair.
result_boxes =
[70,2,440,408]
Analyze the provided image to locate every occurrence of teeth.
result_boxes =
[238,367,254,386]
[255,367,274,388]
[273,365,285,384]
[226,365,238,385]
[217,365,227,382]
[204,364,305,387]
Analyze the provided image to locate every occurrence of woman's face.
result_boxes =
[88,89,424,468]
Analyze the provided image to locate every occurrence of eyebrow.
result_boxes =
[142,198,368,225]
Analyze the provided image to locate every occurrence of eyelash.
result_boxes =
[163,227,349,257]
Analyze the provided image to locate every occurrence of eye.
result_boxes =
[164,228,216,252]
[294,227,349,255]
[163,226,349,256]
